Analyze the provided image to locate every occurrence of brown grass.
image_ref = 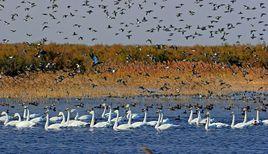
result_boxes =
[0,43,267,99]
[0,61,267,99]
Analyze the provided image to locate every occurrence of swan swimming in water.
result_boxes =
[22,106,39,120]
[73,109,91,121]
[50,114,63,123]
[28,108,45,124]
[244,110,260,126]
[189,110,212,126]
[89,108,112,128]
[15,109,36,129]
[188,109,194,124]
[155,112,179,131]
[262,118,268,125]
[65,109,87,127]
[230,112,248,129]
[0,111,11,123]
[131,108,147,128]
[205,112,229,130]
[45,112,62,131]
[1,112,21,126]
[146,109,169,127]
[113,110,132,131]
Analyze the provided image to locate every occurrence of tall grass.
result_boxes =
[0,43,267,76]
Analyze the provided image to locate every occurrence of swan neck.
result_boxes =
[107,108,112,123]
[23,108,26,120]
[243,110,247,123]
[127,111,132,125]
[113,111,119,129]
[26,108,30,121]
[17,113,21,122]
[160,113,164,124]
[90,112,95,127]
[155,112,161,128]
[205,116,209,130]
[67,110,70,123]
[45,114,49,130]
[75,112,79,120]
[101,106,107,118]
[143,111,147,123]
[197,111,201,125]
[3,112,8,125]
[231,114,235,127]
[256,110,259,122]
[188,110,193,123]
[61,113,66,124]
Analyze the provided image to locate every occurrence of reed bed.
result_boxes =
[0,43,267,99]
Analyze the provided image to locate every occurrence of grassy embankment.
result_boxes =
[0,43,267,99]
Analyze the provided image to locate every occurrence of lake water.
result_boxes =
[0,92,267,153]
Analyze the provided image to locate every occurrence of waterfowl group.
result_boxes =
[1,102,268,132]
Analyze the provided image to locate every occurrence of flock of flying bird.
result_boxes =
[0,0,267,44]
[1,99,268,132]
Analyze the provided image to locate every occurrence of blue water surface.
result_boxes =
[0,93,267,153]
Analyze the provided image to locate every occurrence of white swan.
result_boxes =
[72,109,91,121]
[28,109,45,124]
[126,108,141,120]
[15,109,36,129]
[56,112,68,127]
[131,109,147,128]
[189,110,213,126]
[50,114,63,123]
[188,109,194,124]
[65,109,87,127]
[111,114,123,123]
[101,104,107,118]
[205,112,229,130]
[45,113,62,131]
[245,110,260,126]
[231,112,248,129]
[1,112,21,126]
[243,109,248,123]
[113,110,132,131]
[0,112,11,123]
[74,110,91,121]
[146,113,169,127]
[205,114,210,131]
[262,119,268,125]
[262,109,268,125]
[89,108,112,128]
[155,113,179,131]
[189,110,201,125]
[30,116,45,124]
[22,106,39,119]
